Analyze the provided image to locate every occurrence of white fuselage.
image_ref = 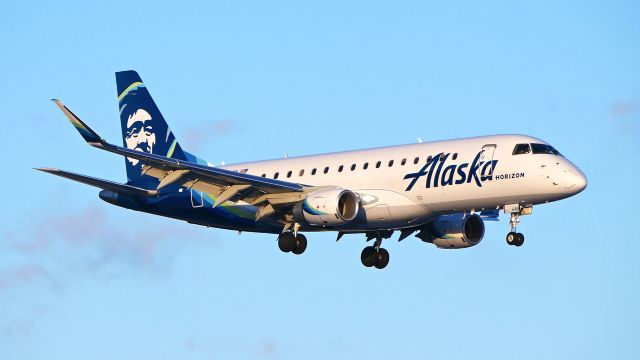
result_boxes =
[221,134,586,231]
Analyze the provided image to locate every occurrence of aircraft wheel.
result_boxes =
[361,246,376,267]
[374,248,390,269]
[278,232,296,253]
[292,234,307,255]
[506,232,518,246]
[515,233,525,247]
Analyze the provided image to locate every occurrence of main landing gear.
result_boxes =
[278,231,307,255]
[360,235,390,269]
[277,226,392,269]
[505,210,525,247]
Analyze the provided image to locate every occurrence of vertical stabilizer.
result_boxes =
[116,70,188,185]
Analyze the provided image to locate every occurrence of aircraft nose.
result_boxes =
[569,167,587,194]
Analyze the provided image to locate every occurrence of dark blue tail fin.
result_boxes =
[116,71,188,185]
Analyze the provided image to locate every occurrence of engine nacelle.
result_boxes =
[419,214,485,249]
[293,188,360,226]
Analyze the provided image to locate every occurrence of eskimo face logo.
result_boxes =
[124,108,157,166]
[403,152,498,191]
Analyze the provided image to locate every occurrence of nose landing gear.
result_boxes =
[506,231,524,247]
[505,205,529,247]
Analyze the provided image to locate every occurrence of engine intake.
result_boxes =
[293,188,360,226]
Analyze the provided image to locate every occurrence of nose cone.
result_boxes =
[569,167,587,194]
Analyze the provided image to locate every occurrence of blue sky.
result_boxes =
[1,0,639,359]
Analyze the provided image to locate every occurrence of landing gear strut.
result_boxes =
[506,211,525,247]
[360,236,390,269]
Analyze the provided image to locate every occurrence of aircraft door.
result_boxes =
[481,144,497,179]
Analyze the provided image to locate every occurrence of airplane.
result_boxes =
[37,70,587,269]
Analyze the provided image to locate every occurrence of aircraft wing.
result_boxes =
[53,99,309,219]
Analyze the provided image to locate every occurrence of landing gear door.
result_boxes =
[481,144,497,178]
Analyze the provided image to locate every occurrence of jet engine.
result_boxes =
[293,188,360,226]
[417,214,485,249]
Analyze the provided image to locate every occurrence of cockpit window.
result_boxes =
[531,143,562,156]
[512,143,531,155]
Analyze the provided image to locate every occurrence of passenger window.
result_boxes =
[513,143,531,155]
[351,164,356,171]
[324,167,329,174]
[376,161,381,168]
[414,157,419,164]
[401,158,406,166]
[274,172,279,179]
[311,168,317,175]
[261,173,266,177]
[452,153,458,160]
[287,171,292,178]
[427,156,432,162]
[363,162,369,170]
[299,169,304,176]
[338,165,344,172]
[388,160,394,167]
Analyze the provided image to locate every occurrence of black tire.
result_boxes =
[361,246,376,267]
[292,234,308,255]
[374,248,390,269]
[278,232,295,252]
[506,232,518,246]
[515,233,525,247]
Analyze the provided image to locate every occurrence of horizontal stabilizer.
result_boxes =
[35,168,156,197]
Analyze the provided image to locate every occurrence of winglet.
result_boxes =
[52,99,103,145]
[34,167,60,174]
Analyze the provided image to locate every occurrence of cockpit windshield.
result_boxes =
[513,143,562,156]
[512,143,531,155]
[531,143,562,156]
